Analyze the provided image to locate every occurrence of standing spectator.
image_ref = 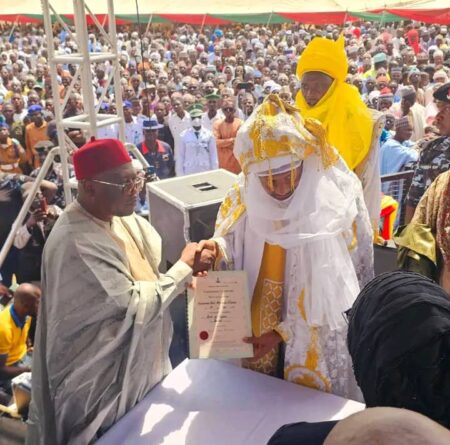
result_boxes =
[1,102,25,147]
[30,140,74,209]
[395,87,426,142]
[405,24,420,54]
[14,194,60,284]
[153,102,174,150]
[168,94,191,154]
[176,107,218,176]
[137,119,174,179]
[25,104,49,169]
[153,102,174,149]
[201,93,221,131]
[0,173,56,287]
[12,93,27,123]
[0,283,40,394]
[131,96,147,128]
[380,117,418,177]
[123,100,142,146]
[213,99,242,174]
[0,121,27,174]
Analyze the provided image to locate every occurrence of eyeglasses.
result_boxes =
[223,107,235,112]
[89,177,145,195]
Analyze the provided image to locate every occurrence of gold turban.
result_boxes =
[233,94,338,178]
[296,36,373,170]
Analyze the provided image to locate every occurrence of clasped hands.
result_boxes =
[180,239,218,277]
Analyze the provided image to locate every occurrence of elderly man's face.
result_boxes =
[172,99,183,113]
[435,103,450,137]
[401,94,416,115]
[300,71,334,107]
[259,165,302,201]
[83,163,142,217]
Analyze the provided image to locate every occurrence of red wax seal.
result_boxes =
[199,331,209,340]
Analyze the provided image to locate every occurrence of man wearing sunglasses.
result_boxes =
[27,138,215,445]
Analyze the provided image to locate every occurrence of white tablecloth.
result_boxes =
[97,359,364,445]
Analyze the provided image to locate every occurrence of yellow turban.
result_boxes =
[296,36,373,170]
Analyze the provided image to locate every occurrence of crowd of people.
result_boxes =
[0,17,449,445]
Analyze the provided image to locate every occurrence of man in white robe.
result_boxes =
[176,108,219,176]
[198,96,374,400]
[27,138,214,445]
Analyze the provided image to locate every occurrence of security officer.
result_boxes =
[137,119,175,179]
[405,82,450,221]
[175,106,219,176]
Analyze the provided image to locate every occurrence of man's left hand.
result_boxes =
[244,330,283,360]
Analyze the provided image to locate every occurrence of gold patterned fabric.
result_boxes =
[412,171,450,267]
[235,94,338,178]
[395,171,450,284]
[111,217,158,282]
[243,242,285,376]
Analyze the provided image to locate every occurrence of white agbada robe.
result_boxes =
[176,126,219,176]
[213,160,374,400]
[27,201,192,445]
[212,95,374,400]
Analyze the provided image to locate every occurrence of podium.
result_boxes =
[147,169,237,272]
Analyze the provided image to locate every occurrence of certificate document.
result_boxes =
[187,271,254,360]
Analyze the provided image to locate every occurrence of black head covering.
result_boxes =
[433,81,450,103]
[348,271,450,427]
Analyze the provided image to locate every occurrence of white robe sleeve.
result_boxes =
[348,183,375,289]
[209,135,219,170]
[355,110,383,230]
[175,133,186,176]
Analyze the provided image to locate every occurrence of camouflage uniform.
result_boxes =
[406,136,450,208]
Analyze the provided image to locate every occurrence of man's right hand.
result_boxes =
[180,242,216,276]
[180,243,201,269]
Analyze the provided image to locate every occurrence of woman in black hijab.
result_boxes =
[348,271,450,428]
[268,271,450,444]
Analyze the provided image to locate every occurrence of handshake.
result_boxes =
[180,240,218,277]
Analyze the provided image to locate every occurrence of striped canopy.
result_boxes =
[0,0,449,25]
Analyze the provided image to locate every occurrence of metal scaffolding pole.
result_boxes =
[0,0,149,269]
[39,0,131,206]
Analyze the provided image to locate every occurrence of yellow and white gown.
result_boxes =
[212,95,374,401]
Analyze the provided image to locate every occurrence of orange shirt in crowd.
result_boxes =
[0,137,27,174]
[25,121,49,169]
[213,118,243,174]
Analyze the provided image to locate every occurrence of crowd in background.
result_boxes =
[0,18,448,287]
[0,18,449,421]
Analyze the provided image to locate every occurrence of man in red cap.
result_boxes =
[27,138,215,445]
